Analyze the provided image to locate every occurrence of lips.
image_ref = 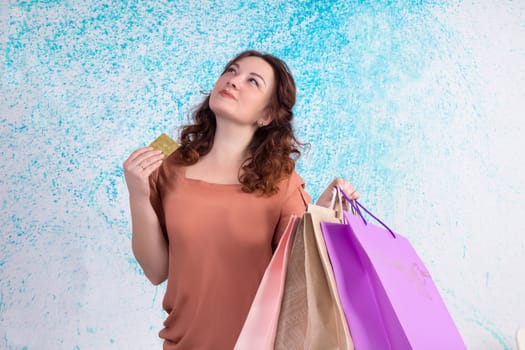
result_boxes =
[219,89,237,101]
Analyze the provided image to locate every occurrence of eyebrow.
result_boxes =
[230,62,267,87]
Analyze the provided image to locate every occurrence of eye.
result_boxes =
[249,78,259,87]
[226,67,236,74]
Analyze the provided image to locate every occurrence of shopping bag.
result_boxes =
[234,216,299,350]
[321,193,466,350]
[274,204,354,350]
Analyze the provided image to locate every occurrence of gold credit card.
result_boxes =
[149,133,179,158]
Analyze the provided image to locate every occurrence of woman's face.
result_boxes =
[209,56,275,127]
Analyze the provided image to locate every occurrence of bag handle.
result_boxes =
[329,187,354,222]
[337,187,396,239]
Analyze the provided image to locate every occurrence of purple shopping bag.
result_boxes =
[321,193,466,350]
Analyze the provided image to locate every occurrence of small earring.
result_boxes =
[257,120,264,128]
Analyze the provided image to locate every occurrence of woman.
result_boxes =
[123,50,359,349]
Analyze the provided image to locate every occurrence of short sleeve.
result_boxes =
[272,173,312,250]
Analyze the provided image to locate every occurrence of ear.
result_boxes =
[260,113,273,127]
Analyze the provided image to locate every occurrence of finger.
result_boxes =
[332,177,345,188]
[142,157,164,175]
[335,179,360,203]
[347,190,360,201]
[124,147,154,167]
[138,149,164,165]
[343,182,355,196]
[130,147,155,160]
[132,149,163,169]
[335,179,354,195]
[141,153,164,171]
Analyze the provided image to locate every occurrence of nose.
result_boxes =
[227,76,240,89]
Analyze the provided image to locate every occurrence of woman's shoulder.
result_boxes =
[278,170,309,198]
[150,149,184,187]
[273,170,311,210]
[286,170,306,188]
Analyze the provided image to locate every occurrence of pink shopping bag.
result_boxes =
[234,216,299,350]
[321,192,466,350]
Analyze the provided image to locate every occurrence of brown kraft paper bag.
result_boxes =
[274,204,354,350]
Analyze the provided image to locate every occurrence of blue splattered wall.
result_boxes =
[1,1,524,349]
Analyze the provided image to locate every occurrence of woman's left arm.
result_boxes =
[316,177,360,208]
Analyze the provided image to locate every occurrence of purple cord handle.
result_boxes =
[338,187,396,239]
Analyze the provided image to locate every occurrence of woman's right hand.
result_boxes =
[123,147,164,199]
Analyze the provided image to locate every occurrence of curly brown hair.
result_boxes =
[174,50,304,195]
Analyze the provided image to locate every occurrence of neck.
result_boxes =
[205,118,256,165]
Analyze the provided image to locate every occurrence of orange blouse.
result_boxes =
[149,153,311,349]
